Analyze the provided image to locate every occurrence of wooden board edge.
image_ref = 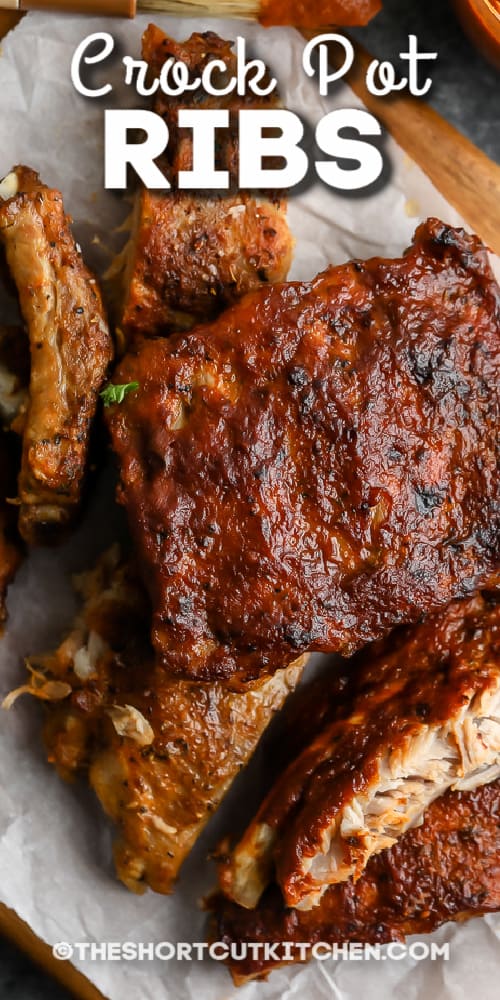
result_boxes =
[0,11,22,39]
[0,903,107,1000]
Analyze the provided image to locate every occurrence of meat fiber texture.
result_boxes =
[0,11,499,1000]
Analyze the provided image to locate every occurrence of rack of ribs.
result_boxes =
[106,219,500,685]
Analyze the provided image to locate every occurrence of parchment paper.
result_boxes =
[0,12,498,1000]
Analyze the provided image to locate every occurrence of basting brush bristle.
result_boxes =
[138,0,260,18]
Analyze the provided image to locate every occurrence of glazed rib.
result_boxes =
[219,591,500,910]
[32,549,306,894]
[107,220,500,684]
[211,777,500,984]
[0,167,113,543]
[118,26,292,339]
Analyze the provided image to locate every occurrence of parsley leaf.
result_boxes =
[100,382,139,407]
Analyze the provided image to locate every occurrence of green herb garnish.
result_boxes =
[100,382,139,407]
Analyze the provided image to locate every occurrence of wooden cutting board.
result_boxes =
[0,9,498,1000]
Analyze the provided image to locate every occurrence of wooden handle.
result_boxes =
[306,32,500,256]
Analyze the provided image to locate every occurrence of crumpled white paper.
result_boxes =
[0,12,498,1000]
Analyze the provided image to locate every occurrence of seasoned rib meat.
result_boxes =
[211,778,500,984]
[107,220,500,684]
[27,549,306,894]
[0,167,113,544]
[259,0,381,28]
[219,592,500,910]
[118,26,292,339]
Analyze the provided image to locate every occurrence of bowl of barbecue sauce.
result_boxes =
[454,0,500,67]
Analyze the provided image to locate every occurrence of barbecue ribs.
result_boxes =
[31,548,306,894]
[211,777,500,984]
[118,26,292,340]
[219,591,500,910]
[107,219,500,684]
[0,167,113,543]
